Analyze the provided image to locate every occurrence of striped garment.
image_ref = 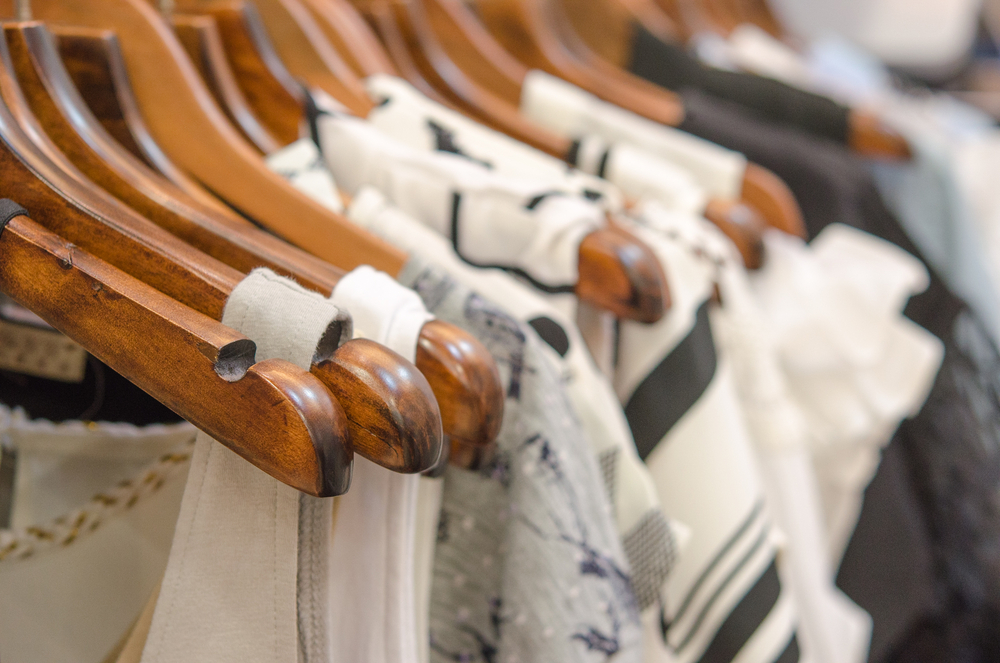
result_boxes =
[615,218,802,663]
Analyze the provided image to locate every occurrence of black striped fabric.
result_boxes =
[694,561,783,663]
[624,301,718,459]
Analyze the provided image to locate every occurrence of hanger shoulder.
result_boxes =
[416,318,504,448]
[703,198,766,268]
[0,211,353,496]
[195,1,305,145]
[30,0,409,275]
[301,0,397,77]
[848,109,912,161]
[171,13,283,153]
[579,224,669,322]
[51,25,229,211]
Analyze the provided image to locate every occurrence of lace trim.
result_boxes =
[0,436,196,563]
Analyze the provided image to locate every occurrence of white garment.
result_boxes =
[265,137,344,213]
[520,70,747,200]
[315,110,604,290]
[0,411,195,663]
[362,75,623,209]
[640,206,874,663]
[326,265,435,663]
[613,212,800,663]
[141,269,352,663]
[713,27,1000,347]
[765,0,981,71]
[749,227,943,563]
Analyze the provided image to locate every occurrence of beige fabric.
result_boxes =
[113,582,162,663]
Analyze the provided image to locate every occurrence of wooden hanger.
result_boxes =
[181,0,306,145]
[0,30,445,475]
[361,0,774,258]
[0,208,354,496]
[7,20,504,453]
[13,0,670,324]
[171,13,283,152]
[299,0,396,77]
[175,0,373,115]
[52,26,229,210]
[2,0,410,276]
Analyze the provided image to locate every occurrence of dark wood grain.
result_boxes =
[416,319,503,447]
[11,0,410,275]
[171,13,283,153]
[318,338,443,472]
[51,25,231,210]
[32,22,504,451]
[578,224,669,323]
[0,32,447,473]
[0,214,353,496]
[194,0,305,146]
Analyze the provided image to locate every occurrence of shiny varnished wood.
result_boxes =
[301,0,396,77]
[52,25,228,209]
[171,13,282,153]
[0,32,445,473]
[703,198,765,269]
[741,162,806,239]
[176,0,373,115]
[0,213,353,496]
[416,319,503,447]
[8,0,410,275]
[188,1,305,145]
[578,224,669,323]
[31,21,505,451]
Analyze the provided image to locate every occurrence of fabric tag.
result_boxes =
[0,318,87,383]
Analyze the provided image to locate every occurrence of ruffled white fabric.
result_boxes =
[635,205,875,663]
[749,226,944,563]
[0,409,195,663]
[520,70,747,200]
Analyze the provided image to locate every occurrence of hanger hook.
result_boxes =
[15,0,31,21]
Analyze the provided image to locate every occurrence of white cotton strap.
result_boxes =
[265,138,345,214]
[330,266,434,361]
[141,269,351,663]
[327,266,429,663]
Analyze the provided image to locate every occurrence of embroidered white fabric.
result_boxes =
[0,410,196,663]
[141,268,352,663]
[520,70,747,200]
[326,265,435,663]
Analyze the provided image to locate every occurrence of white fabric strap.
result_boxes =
[265,138,345,213]
[327,265,433,663]
[141,269,351,663]
[521,70,747,200]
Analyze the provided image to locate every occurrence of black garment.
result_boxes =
[626,24,851,145]
[0,357,183,425]
[673,90,1000,662]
